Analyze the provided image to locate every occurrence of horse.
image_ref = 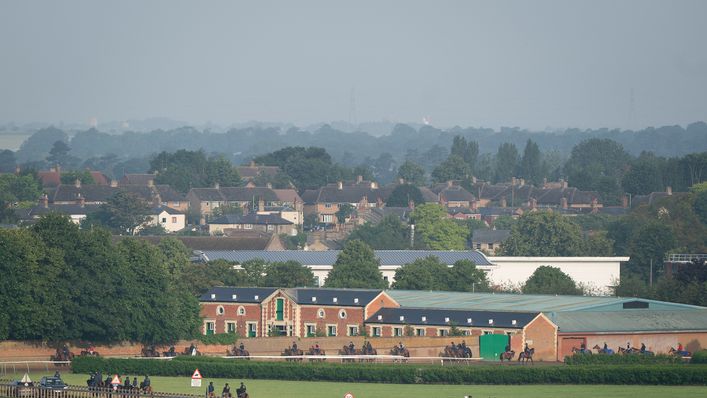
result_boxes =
[80,349,99,357]
[50,348,74,366]
[592,344,614,355]
[390,346,410,363]
[518,348,535,364]
[228,346,250,359]
[440,344,471,364]
[360,346,377,363]
[141,345,161,357]
[669,347,692,357]
[571,346,592,355]
[282,347,303,362]
[499,350,515,362]
[307,347,326,362]
[338,346,357,363]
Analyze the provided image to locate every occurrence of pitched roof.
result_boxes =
[37,171,61,187]
[200,287,277,303]
[50,185,119,202]
[151,206,183,215]
[155,185,184,202]
[549,310,707,333]
[285,288,384,307]
[220,187,279,202]
[188,188,225,201]
[210,213,293,225]
[272,189,302,203]
[120,173,156,185]
[303,185,388,204]
[431,184,476,202]
[199,250,493,266]
[472,229,511,243]
[113,232,279,251]
[365,307,539,329]
[386,290,706,313]
[89,171,109,185]
[21,204,101,218]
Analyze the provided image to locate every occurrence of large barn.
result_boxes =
[199,287,707,362]
[195,250,628,295]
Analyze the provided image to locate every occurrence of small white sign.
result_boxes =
[191,379,202,388]
[344,393,354,398]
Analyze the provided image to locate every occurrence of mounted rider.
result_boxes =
[291,341,298,353]
[348,341,355,354]
[222,383,231,398]
[314,343,321,354]
[207,381,215,398]
[236,382,247,398]
[239,342,245,354]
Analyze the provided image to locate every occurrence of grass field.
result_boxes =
[7,372,706,398]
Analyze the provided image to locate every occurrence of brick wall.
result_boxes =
[522,314,557,361]
[200,302,262,336]
[298,305,365,338]
[364,292,400,319]
[559,331,707,361]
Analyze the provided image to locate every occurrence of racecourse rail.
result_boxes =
[0,382,200,398]
[150,354,484,364]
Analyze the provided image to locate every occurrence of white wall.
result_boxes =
[307,257,629,295]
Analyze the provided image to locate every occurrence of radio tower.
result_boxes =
[348,87,357,128]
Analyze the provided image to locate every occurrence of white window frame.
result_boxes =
[339,309,347,319]
[327,324,337,337]
[216,305,225,316]
[225,321,236,334]
[415,328,426,336]
[347,325,359,336]
[204,320,215,335]
[246,321,258,337]
[393,327,403,337]
[238,306,246,316]
[317,308,325,318]
[305,323,317,337]
[372,326,381,337]
[438,328,449,337]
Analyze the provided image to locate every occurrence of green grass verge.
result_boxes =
[6,372,707,398]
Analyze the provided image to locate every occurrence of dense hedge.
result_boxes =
[72,357,707,385]
[564,353,682,365]
[691,350,707,364]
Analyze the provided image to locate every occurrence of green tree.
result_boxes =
[431,155,470,183]
[347,215,412,250]
[522,265,582,295]
[447,259,490,292]
[450,136,479,173]
[693,189,707,225]
[622,154,664,195]
[502,211,586,256]
[494,143,519,183]
[60,170,95,185]
[0,149,16,173]
[84,191,151,235]
[410,204,468,250]
[397,160,426,186]
[325,240,387,289]
[263,261,316,287]
[492,215,517,230]
[150,150,242,193]
[564,138,631,205]
[336,203,355,224]
[386,184,424,207]
[519,139,543,185]
[211,203,243,218]
[392,256,450,290]
[46,140,80,169]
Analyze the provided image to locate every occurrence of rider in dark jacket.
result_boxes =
[236,382,246,397]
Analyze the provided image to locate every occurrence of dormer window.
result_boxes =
[377,315,383,321]
[467,318,472,324]
[444,317,450,323]
[354,298,359,304]
[232,294,237,300]
[254,295,259,300]
[312,297,317,302]
[512,320,517,326]
[210,294,216,299]
[421,316,427,322]
[399,315,405,321]
[333,297,337,303]
[488,319,494,325]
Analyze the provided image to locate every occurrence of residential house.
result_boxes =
[471,229,511,254]
[48,179,187,212]
[236,162,281,181]
[37,165,109,188]
[301,178,392,224]
[146,206,186,233]
[16,194,99,224]
[186,185,302,223]
[431,181,477,209]
[208,213,296,236]
[119,173,157,186]
[114,231,286,252]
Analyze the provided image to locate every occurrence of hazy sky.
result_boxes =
[1,0,706,130]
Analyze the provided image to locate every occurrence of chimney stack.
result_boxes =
[666,186,672,195]
[500,196,507,208]
[471,176,477,184]
[258,198,265,212]
[511,177,517,186]
[622,195,629,209]
[471,200,478,211]
[74,178,81,188]
[398,178,405,185]
[519,178,525,187]
[370,181,378,189]
[530,197,537,210]
[543,177,548,188]
[77,193,85,208]
[14,165,20,175]
[214,182,220,190]
[447,180,453,188]
[147,178,154,187]
[561,197,568,209]
[56,164,61,175]
[40,194,48,208]
[337,181,343,190]
[110,179,118,188]
[356,175,363,184]
[266,182,272,189]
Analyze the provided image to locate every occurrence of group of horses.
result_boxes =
[227,346,251,358]
[499,348,535,363]
[440,343,473,361]
[86,375,153,394]
[572,344,692,357]
[141,345,198,358]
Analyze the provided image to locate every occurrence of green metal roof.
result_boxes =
[549,310,707,333]
[386,290,706,313]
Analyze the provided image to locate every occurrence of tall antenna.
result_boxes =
[348,87,357,128]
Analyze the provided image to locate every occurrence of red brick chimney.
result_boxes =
[560,197,568,209]
[621,195,629,208]
[74,179,81,188]
[500,196,507,208]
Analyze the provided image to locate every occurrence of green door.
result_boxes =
[479,333,508,360]
[276,298,284,321]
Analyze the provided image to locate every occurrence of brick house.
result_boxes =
[199,287,399,338]
[301,179,392,224]
[186,185,302,223]
[208,213,296,236]
[48,180,187,212]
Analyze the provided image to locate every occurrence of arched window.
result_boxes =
[317,308,325,318]
[338,310,347,319]
[216,305,225,316]
[238,306,246,316]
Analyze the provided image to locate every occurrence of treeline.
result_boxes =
[0,214,200,342]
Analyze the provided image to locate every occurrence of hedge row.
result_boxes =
[72,357,707,385]
[692,350,707,364]
[564,353,683,365]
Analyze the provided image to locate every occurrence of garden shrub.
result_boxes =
[564,353,682,365]
[691,350,707,364]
